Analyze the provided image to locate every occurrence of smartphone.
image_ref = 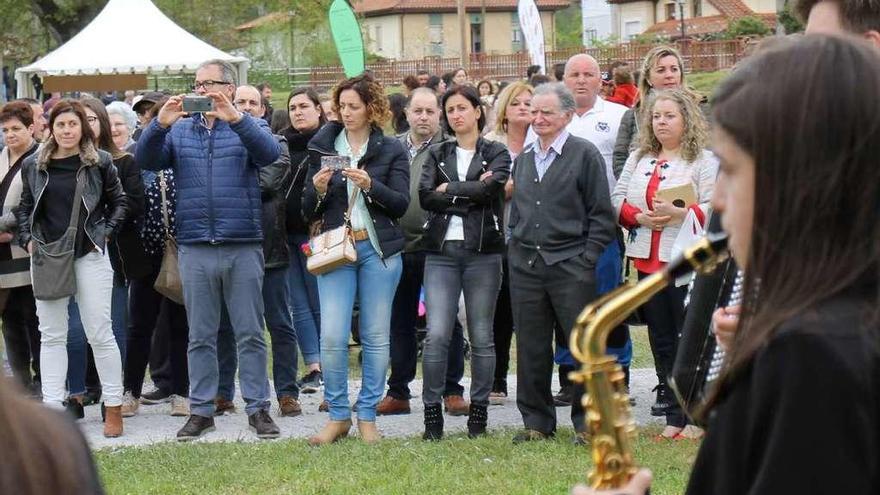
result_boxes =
[182,95,213,113]
[321,155,350,171]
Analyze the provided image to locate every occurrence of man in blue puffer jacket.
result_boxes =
[136,59,282,441]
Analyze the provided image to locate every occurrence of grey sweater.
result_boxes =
[509,134,616,265]
[397,130,449,253]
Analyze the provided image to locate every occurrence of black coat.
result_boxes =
[418,137,510,253]
[107,153,150,281]
[686,290,880,494]
[302,122,410,258]
[283,126,318,237]
[259,135,291,268]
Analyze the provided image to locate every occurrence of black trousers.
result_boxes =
[0,285,40,389]
[124,265,190,397]
[638,270,687,428]
[509,245,595,435]
[387,251,465,400]
[492,253,514,394]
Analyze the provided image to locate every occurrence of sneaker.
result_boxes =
[443,395,470,416]
[177,415,215,441]
[121,391,139,417]
[248,409,281,439]
[488,390,507,406]
[376,396,411,416]
[299,370,323,394]
[279,396,302,417]
[553,385,573,407]
[140,387,172,405]
[214,397,236,416]
[170,395,190,417]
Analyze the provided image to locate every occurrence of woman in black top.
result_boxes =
[16,99,128,438]
[418,85,510,440]
[283,87,326,391]
[580,35,880,495]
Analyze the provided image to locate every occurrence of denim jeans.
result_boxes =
[217,266,301,400]
[388,251,465,400]
[287,234,321,366]
[422,242,502,407]
[178,243,270,418]
[37,251,122,408]
[317,240,402,422]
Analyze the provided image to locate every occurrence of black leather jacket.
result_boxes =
[418,137,511,254]
[16,142,128,253]
[259,134,292,269]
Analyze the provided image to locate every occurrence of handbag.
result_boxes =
[671,208,705,287]
[306,186,361,276]
[153,171,185,305]
[30,172,85,300]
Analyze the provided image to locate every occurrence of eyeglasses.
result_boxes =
[191,80,231,90]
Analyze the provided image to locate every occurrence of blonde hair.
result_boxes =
[637,89,708,163]
[493,81,534,135]
[637,46,702,113]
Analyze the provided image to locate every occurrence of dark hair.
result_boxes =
[48,99,96,152]
[80,97,124,158]
[553,62,566,81]
[441,71,455,87]
[145,96,169,121]
[287,86,327,129]
[707,35,880,412]
[795,0,880,33]
[402,75,420,92]
[0,101,34,127]
[476,79,495,95]
[389,93,409,134]
[440,84,486,133]
[270,108,290,134]
[526,64,542,78]
[0,377,102,494]
[18,98,41,107]
[613,65,634,85]
[256,81,271,92]
[528,74,552,87]
[416,69,430,76]
[426,75,442,91]
[332,73,391,127]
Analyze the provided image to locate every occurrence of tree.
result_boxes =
[25,0,105,45]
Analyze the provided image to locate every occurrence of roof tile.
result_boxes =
[353,0,571,15]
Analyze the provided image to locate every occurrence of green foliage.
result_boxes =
[777,1,804,34]
[95,427,699,494]
[630,33,671,45]
[555,3,583,49]
[688,70,730,98]
[725,16,772,38]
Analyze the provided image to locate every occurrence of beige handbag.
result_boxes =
[153,171,185,305]
[306,187,361,276]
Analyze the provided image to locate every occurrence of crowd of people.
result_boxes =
[1,0,879,492]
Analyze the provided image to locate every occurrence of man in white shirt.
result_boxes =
[563,54,629,193]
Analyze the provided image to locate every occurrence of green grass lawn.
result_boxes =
[95,426,698,495]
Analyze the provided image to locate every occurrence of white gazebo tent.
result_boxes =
[15,0,249,98]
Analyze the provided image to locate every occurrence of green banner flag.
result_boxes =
[328,0,365,77]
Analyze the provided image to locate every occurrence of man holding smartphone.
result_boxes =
[136,59,282,441]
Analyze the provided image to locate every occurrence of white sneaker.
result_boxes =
[170,394,190,417]
[121,391,139,417]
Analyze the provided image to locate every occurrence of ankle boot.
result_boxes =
[357,420,381,444]
[423,404,443,441]
[467,404,488,438]
[103,405,123,438]
[308,419,352,446]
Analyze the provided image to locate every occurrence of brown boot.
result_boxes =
[376,396,410,415]
[308,419,352,446]
[104,405,123,438]
[278,396,302,417]
[357,420,381,444]
[444,395,470,416]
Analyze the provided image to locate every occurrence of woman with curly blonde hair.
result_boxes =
[611,89,717,438]
[303,73,409,446]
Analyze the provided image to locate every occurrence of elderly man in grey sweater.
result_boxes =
[507,83,616,445]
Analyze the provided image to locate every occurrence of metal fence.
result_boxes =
[304,39,749,91]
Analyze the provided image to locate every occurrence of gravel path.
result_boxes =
[80,369,663,449]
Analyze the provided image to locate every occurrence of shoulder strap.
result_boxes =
[68,169,86,230]
[158,171,172,239]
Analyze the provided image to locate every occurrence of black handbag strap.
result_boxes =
[66,170,86,231]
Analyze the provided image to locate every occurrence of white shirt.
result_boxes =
[566,96,628,193]
[444,146,474,241]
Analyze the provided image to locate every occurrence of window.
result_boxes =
[471,23,483,53]
[512,13,523,51]
[665,3,677,20]
[584,28,598,43]
[375,25,383,51]
[429,13,443,55]
[692,0,702,18]
[624,20,642,39]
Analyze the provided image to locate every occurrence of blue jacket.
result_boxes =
[136,113,281,244]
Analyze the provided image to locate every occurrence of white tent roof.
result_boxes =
[16,0,248,81]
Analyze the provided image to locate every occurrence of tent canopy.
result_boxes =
[16,0,249,97]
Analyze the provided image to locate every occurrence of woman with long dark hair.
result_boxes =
[580,35,880,495]
[16,99,128,437]
[303,74,409,445]
[283,87,326,395]
[418,85,510,439]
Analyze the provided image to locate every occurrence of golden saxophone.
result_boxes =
[568,233,729,489]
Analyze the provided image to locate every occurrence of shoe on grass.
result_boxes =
[177,415,215,441]
[170,395,190,417]
[121,391,139,417]
[249,409,281,439]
